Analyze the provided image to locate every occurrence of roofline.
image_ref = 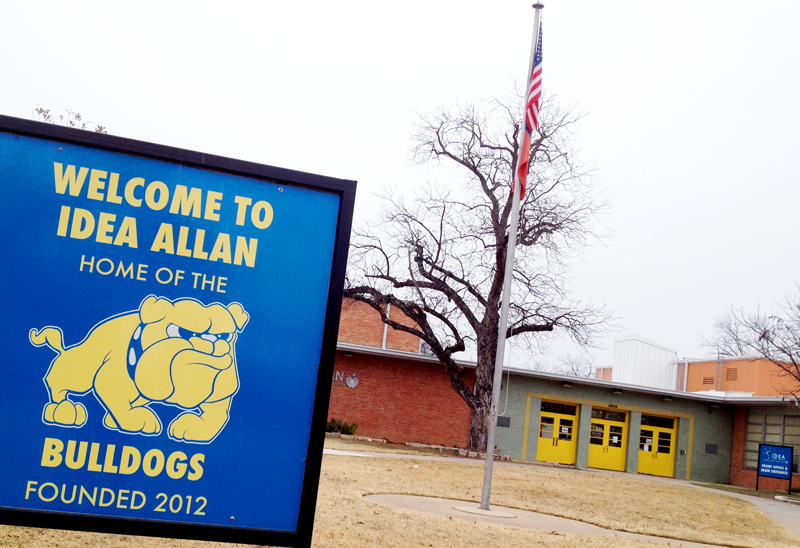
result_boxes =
[504,367,798,404]
[723,396,799,404]
[336,342,476,368]
[501,366,735,403]
[336,342,797,405]
[681,356,777,364]
[613,334,677,354]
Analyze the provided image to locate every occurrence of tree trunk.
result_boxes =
[468,405,490,453]
[468,338,497,452]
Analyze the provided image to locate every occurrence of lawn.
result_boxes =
[314,453,798,548]
[1,440,798,548]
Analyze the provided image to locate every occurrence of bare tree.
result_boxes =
[345,93,609,452]
[552,354,596,378]
[34,108,108,134]
[711,292,800,396]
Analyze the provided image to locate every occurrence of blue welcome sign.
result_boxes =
[758,444,793,480]
[0,115,355,547]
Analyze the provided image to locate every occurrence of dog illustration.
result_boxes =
[30,295,249,443]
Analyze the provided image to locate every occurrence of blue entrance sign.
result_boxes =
[0,115,355,547]
[758,444,794,480]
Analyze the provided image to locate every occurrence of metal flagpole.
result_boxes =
[479,2,544,511]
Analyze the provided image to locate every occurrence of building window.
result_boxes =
[641,415,675,429]
[541,401,577,416]
[591,408,626,423]
[745,409,800,473]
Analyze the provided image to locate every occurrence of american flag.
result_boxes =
[516,23,543,199]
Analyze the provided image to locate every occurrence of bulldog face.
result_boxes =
[131,296,249,406]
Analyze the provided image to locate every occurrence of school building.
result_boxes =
[329,299,800,490]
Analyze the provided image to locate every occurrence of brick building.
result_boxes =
[328,299,473,447]
[678,358,800,490]
[330,300,800,488]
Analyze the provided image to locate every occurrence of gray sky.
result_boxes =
[3,1,799,367]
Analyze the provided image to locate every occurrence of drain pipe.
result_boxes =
[381,304,390,349]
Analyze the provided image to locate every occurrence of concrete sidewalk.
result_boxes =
[366,494,728,547]
[324,448,800,542]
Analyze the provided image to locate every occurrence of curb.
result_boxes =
[324,434,511,461]
[775,496,800,505]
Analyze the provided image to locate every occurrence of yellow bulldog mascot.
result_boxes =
[30,295,249,443]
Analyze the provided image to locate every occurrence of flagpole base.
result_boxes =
[453,504,517,519]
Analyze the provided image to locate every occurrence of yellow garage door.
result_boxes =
[536,401,579,465]
[637,414,676,477]
[587,408,628,472]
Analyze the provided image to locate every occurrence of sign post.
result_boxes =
[0,115,355,547]
[757,443,794,495]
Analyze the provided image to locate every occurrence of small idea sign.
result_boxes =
[758,444,794,480]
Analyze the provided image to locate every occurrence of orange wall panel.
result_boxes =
[595,367,612,381]
[685,358,800,396]
[753,361,800,396]
[685,361,718,392]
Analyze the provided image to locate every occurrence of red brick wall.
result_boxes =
[338,298,420,352]
[729,406,800,490]
[384,304,421,352]
[327,350,473,447]
[338,299,384,347]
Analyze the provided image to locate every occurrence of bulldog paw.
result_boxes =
[169,413,220,442]
[103,413,119,429]
[114,407,162,435]
[43,401,87,427]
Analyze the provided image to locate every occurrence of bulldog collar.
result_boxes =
[127,323,145,382]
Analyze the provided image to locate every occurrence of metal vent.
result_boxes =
[726,368,738,381]
[702,377,714,385]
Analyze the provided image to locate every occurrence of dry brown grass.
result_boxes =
[314,455,651,548]
[314,454,799,548]
[1,445,798,548]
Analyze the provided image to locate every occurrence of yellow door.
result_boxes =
[587,409,628,471]
[536,403,579,464]
[637,415,676,477]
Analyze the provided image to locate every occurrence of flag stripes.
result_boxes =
[516,23,543,199]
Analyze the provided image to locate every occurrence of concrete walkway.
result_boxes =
[366,494,728,547]
[570,465,800,538]
[324,448,800,542]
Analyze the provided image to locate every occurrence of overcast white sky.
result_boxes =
[3,1,799,367]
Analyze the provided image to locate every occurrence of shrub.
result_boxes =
[327,419,358,435]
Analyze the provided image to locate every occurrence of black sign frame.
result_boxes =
[0,114,356,548]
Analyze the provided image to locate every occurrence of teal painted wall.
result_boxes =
[496,374,734,484]
[675,417,691,479]
[576,404,592,468]
[627,411,642,473]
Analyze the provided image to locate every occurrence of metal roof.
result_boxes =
[336,342,797,406]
